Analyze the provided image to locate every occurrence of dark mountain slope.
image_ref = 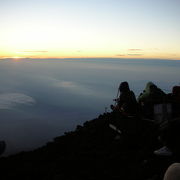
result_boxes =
[0,112,175,180]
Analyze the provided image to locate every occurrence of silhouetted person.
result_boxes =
[111,81,138,116]
[167,86,180,118]
[138,82,166,119]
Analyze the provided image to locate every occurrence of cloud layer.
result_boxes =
[0,93,36,110]
[22,51,48,53]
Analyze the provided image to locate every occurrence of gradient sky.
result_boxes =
[0,0,180,59]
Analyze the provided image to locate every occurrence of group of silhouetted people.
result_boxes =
[111,81,180,120]
[111,81,180,180]
[111,81,180,145]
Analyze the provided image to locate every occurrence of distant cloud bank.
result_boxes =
[127,54,143,56]
[54,80,94,95]
[0,93,36,110]
[22,51,48,53]
[116,54,125,57]
[53,79,107,98]
[128,49,143,51]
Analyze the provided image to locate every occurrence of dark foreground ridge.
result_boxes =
[0,111,178,180]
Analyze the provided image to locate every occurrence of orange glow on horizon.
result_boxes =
[12,56,23,59]
[0,54,179,61]
[0,49,180,60]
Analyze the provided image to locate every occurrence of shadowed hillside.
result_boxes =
[0,111,177,180]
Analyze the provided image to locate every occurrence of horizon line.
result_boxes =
[0,57,180,61]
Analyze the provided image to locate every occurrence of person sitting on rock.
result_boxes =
[111,81,138,116]
[137,82,166,119]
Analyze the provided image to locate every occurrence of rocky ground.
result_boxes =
[0,112,177,180]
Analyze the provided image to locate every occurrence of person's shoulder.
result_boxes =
[129,91,136,98]
[130,90,135,95]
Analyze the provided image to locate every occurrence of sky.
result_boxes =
[0,0,180,59]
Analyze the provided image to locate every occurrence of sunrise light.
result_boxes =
[0,0,179,60]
